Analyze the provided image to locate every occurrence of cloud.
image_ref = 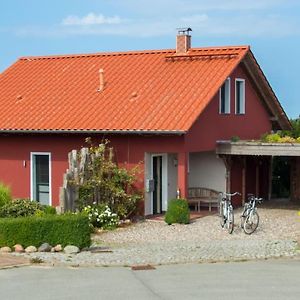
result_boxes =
[62,13,123,26]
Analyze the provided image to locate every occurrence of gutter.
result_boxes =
[0,129,186,135]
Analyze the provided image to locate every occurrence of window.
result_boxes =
[219,78,230,114]
[235,79,245,114]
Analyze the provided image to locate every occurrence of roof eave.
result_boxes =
[241,51,291,130]
[0,129,186,135]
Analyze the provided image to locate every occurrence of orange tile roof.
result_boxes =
[0,46,249,133]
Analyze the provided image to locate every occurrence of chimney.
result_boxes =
[176,27,192,54]
[98,68,105,92]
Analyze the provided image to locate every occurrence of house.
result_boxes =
[0,29,291,214]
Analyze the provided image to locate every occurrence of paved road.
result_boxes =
[0,259,299,300]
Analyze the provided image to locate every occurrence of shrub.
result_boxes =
[262,133,281,143]
[42,205,57,215]
[0,182,12,208]
[0,198,42,218]
[0,214,91,248]
[73,140,142,219]
[83,203,119,230]
[164,198,190,225]
[278,136,296,143]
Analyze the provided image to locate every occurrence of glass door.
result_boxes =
[31,153,51,205]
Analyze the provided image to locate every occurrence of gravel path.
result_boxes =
[12,203,300,267]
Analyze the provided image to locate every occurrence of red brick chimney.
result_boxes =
[176,28,192,54]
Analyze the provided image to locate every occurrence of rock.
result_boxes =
[0,246,12,253]
[25,246,37,253]
[13,244,24,253]
[64,245,80,254]
[53,244,63,252]
[38,243,52,252]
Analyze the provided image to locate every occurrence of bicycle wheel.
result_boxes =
[227,205,234,234]
[219,201,225,228]
[243,210,259,235]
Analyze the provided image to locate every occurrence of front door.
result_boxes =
[152,156,162,214]
[31,153,51,205]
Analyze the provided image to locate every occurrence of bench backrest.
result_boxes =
[188,187,220,199]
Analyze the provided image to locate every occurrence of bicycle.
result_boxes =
[219,192,240,234]
[241,194,263,234]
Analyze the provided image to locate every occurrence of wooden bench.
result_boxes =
[187,187,220,212]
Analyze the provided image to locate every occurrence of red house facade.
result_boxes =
[0,31,290,214]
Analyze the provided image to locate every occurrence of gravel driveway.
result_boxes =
[11,201,300,267]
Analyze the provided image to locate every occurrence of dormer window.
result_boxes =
[235,79,245,114]
[219,78,230,114]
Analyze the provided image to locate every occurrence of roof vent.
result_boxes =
[98,68,105,92]
[176,27,192,54]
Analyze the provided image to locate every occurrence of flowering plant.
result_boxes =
[83,203,119,230]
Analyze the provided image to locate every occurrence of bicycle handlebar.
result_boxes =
[221,192,241,197]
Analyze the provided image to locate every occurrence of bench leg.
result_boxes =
[209,203,211,212]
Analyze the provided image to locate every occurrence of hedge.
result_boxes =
[0,214,91,249]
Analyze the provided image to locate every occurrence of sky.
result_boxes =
[0,0,299,118]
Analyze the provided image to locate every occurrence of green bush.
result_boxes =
[164,198,190,225]
[42,205,57,215]
[0,182,12,208]
[83,203,119,229]
[0,214,91,248]
[0,198,43,218]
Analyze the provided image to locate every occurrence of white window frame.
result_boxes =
[30,152,52,206]
[219,78,231,114]
[150,153,168,214]
[235,78,245,114]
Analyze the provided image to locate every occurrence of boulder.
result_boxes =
[13,244,24,253]
[64,245,80,254]
[53,244,63,252]
[38,243,52,252]
[0,246,12,253]
[25,246,37,253]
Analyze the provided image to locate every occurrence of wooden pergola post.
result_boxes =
[221,155,232,193]
[255,157,260,196]
[242,156,246,205]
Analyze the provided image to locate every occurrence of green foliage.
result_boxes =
[261,133,281,143]
[83,203,119,229]
[0,182,12,208]
[164,198,190,225]
[230,136,240,142]
[261,132,299,144]
[74,139,142,219]
[42,205,57,215]
[0,198,56,218]
[0,214,91,248]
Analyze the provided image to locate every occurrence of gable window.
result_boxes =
[235,79,245,114]
[219,78,230,114]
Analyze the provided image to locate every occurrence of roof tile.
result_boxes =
[0,46,249,132]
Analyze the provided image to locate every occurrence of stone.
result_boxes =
[13,244,24,253]
[0,246,12,253]
[25,246,37,253]
[64,245,80,254]
[53,244,63,252]
[38,243,52,252]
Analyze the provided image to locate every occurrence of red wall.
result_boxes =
[0,134,184,206]
[185,64,272,152]
[0,63,274,208]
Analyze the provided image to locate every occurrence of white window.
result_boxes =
[219,78,230,114]
[235,79,245,114]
